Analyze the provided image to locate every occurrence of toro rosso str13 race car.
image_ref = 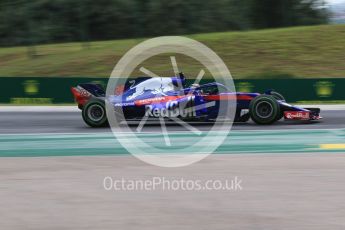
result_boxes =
[71,73,321,127]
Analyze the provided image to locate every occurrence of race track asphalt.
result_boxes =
[1,154,345,230]
[0,110,344,134]
[1,108,345,230]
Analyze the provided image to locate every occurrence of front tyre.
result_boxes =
[249,95,281,125]
[82,98,108,127]
[271,91,285,101]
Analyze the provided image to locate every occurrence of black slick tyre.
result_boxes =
[249,95,281,125]
[82,98,108,127]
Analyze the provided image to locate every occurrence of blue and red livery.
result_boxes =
[71,73,321,127]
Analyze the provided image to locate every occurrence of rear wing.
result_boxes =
[71,83,105,109]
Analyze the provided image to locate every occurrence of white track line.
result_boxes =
[0,128,344,136]
[1,106,79,112]
[299,104,345,110]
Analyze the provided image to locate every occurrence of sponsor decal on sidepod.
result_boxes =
[145,99,196,118]
[284,111,309,120]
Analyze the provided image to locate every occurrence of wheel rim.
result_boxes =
[87,104,104,122]
[255,101,273,119]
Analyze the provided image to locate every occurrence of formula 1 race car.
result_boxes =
[71,73,321,127]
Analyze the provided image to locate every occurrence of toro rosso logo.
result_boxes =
[284,111,310,120]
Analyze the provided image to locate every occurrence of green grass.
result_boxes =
[0,25,345,79]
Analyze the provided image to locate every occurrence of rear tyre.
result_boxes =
[249,95,281,125]
[82,98,108,127]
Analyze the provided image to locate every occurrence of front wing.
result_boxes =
[280,102,321,121]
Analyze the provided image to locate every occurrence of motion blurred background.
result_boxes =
[2,3,345,230]
[0,0,344,104]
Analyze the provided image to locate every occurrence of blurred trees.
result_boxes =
[248,0,329,28]
[0,0,329,47]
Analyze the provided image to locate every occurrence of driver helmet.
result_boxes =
[190,83,200,89]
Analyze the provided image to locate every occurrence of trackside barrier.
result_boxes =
[0,77,344,104]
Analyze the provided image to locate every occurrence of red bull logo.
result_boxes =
[284,111,309,120]
[145,97,196,118]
